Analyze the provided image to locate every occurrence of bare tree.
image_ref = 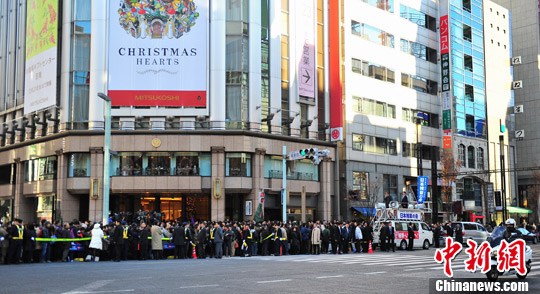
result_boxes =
[367,175,383,210]
[440,149,462,203]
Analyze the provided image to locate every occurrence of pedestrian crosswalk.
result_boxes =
[251,249,540,276]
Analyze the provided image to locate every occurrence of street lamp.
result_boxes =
[98,92,111,225]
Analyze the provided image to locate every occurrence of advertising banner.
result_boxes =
[417,176,429,204]
[24,0,58,114]
[107,0,208,107]
[296,0,315,100]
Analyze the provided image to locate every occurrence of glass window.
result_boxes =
[352,134,365,151]
[458,144,466,164]
[383,174,398,199]
[467,146,475,168]
[146,153,171,176]
[352,171,368,200]
[362,0,394,12]
[226,153,252,177]
[24,156,57,182]
[175,152,200,176]
[400,5,436,32]
[0,164,15,184]
[464,54,473,71]
[351,20,394,48]
[68,153,90,177]
[463,24,472,42]
[477,147,484,169]
[117,152,143,176]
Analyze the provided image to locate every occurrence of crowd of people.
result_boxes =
[0,212,537,265]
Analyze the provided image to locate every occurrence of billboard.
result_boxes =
[24,0,58,114]
[296,0,315,100]
[107,0,208,107]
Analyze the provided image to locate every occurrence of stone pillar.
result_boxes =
[56,149,78,222]
[318,157,332,221]
[88,147,104,223]
[211,146,225,221]
[13,158,33,222]
[246,148,266,221]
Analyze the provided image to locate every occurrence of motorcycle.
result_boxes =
[485,226,532,281]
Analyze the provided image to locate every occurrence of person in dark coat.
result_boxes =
[112,220,124,262]
[213,222,224,259]
[139,222,150,260]
[407,223,415,251]
[444,223,453,238]
[196,223,207,259]
[454,224,463,244]
[387,222,395,252]
[363,223,373,253]
[330,223,341,254]
[172,223,185,259]
[401,192,409,208]
[384,191,391,208]
[23,223,36,263]
[379,222,388,252]
[8,218,24,264]
[433,224,440,248]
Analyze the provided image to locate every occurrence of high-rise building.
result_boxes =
[0,0,335,224]
[492,0,540,223]
[330,0,514,222]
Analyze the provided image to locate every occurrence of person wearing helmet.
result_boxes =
[503,218,522,241]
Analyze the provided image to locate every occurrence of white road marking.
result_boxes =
[62,280,115,294]
[316,275,344,279]
[364,271,387,275]
[178,285,219,289]
[257,279,293,283]
[63,290,134,294]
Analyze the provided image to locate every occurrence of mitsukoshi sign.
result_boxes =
[107,0,208,107]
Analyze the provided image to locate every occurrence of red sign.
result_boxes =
[395,231,419,240]
[108,90,206,107]
[329,1,343,131]
[439,15,449,54]
[443,135,452,149]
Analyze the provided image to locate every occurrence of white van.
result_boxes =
[373,220,433,250]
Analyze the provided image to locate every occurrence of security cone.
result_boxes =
[368,241,373,254]
[191,244,198,259]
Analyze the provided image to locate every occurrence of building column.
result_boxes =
[88,0,108,129]
[13,158,33,222]
[318,157,332,221]
[211,146,225,221]
[209,0,226,129]
[246,148,266,221]
[88,147,104,223]
[55,149,78,222]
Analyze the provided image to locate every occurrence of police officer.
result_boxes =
[8,218,24,264]
[407,222,414,251]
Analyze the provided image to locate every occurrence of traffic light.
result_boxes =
[299,148,318,164]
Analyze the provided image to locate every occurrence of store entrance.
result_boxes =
[140,196,182,221]
[111,193,210,223]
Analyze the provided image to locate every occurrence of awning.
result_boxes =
[507,206,533,214]
[351,207,376,216]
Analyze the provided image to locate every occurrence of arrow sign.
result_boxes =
[302,69,311,84]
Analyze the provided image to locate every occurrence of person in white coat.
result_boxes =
[89,223,104,262]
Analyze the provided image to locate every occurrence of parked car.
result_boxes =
[451,222,490,244]
[517,228,538,244]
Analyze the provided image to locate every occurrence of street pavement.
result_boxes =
[0,243,539,294]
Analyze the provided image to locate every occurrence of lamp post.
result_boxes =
[98,92,111,225]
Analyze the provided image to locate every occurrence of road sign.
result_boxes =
[515,130,524,140]
[514,105,524,113]
[288,150,305,161]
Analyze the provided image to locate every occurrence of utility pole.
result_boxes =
[499,135,507,221]
[431,146,439,224]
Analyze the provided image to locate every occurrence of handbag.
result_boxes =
[234,241,239,249]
